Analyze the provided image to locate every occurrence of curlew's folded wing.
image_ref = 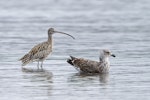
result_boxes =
[28,42,52,60]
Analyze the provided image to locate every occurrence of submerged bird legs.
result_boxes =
[37,61,44,69]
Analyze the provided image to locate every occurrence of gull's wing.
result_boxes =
[67,56,100,73]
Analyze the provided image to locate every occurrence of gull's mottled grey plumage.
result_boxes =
[19,28,75,69]
[67,49,115,74]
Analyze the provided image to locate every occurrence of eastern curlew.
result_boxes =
[19,28,75,69]
[67,49,115,74]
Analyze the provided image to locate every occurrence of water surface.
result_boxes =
[0,0,150,100]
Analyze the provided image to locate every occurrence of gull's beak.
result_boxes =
[111,54,116,57]
[54,31,75,39]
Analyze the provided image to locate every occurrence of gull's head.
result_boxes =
[48,27,75,39]
[100,49,116,58]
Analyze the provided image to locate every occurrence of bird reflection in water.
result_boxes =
[68,72,109,85]
[99,73,109,85]
[22,67,53,81]
[21,67,53,97]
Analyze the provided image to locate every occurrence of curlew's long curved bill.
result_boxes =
[54,31,75,39]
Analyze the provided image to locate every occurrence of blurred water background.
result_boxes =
[0,0,150,100]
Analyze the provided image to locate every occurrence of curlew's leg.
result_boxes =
[37,61,39,69]
[40,61,43,69]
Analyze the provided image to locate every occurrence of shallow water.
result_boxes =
[0,0,150,100]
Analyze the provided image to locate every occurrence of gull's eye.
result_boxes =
[105,51,110,54]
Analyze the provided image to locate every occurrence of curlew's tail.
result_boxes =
[67,56,76,66]
[19,53,31,66]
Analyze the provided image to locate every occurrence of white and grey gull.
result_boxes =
[67,49,115,74]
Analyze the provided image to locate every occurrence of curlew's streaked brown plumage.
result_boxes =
[67,49,115,74]
[19,28,75,69]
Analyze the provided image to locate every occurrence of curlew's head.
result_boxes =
[48,28,55,34]
[48,28,75,39]
[99,49,115,62]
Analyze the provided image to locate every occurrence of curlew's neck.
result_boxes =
[48,34,53,44]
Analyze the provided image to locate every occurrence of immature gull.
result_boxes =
[67,49,115,74]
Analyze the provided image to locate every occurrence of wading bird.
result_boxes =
[19,28,75,69]
[67,49,115,74]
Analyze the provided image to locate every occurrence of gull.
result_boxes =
[67,49,115,74]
